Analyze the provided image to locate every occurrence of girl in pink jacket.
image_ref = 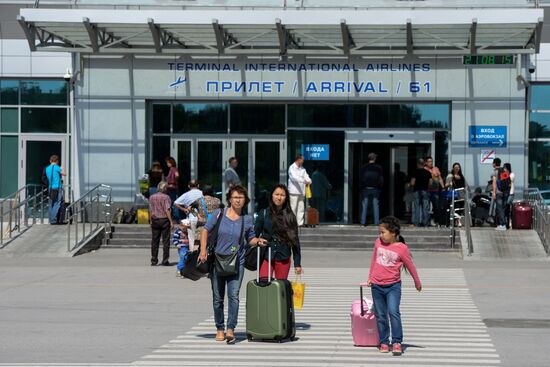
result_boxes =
[367,216,422,356]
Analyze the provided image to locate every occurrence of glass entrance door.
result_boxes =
[20,136,66,189]
[252,140,285,213]
[172,138,284,213]
[349,143,430,223]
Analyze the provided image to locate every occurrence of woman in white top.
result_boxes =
[504,163,515,228]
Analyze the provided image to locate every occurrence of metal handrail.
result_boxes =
[65,184,112,252]
[524,188,549,254]
[1,185,50,248]
[449,187,474,255]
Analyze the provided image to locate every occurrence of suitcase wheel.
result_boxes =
[246,334,252,342]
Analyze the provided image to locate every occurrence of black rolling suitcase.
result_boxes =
[246,248,295,342]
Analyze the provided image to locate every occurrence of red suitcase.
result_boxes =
[512,201,533,229]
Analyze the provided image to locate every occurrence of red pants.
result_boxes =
[258,258,291,280]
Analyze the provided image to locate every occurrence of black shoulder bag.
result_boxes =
[214,215,245,277]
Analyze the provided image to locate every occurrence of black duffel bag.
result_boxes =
[182,251,211,281]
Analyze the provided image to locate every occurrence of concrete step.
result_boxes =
[106,224,457,251]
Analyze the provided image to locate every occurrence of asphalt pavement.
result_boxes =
[0,248,549,366]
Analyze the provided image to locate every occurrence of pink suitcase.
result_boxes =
[350,284,379,347]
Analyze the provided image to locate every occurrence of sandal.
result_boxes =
[226,329,236,344]
[215,330,225,342]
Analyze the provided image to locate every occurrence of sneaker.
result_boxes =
[176,270,182,277]
[379,344,390,353]
[495,225,507,231]
[392,343,402,356]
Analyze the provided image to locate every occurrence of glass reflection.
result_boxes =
[369,104,449,129]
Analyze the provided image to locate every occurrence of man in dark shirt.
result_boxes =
[359,153,384,225]
[410,159,432,227]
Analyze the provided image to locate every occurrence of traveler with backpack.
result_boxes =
[492,158,511,231]
[44,155,66,225]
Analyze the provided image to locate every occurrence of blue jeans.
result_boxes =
[496,192,509,226]
[177,247,188,271]
[49,189,62,224]
[360,188,380,225]
[210,263,245,331]
[371,282,403,345]
[413,191,430,227]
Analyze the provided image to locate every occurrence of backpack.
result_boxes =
[496,168,511,193]
[41,167,49,187]
[200,197,212,221]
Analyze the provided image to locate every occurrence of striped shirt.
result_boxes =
[172,228,190,248]
[148,192,172,219]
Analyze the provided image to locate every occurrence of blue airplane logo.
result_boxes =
[169,76,186,88]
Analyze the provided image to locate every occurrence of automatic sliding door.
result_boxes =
[176,140,192,194]
[197,141,223,199]
[253,141,281,213]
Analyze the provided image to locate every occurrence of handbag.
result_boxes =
[291,274,306,309]
[214,215,245,277]
[182,250,210,281]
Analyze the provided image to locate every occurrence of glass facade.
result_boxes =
[368,103,450,129]
[149,101,450,222]
[529,84,550,190]
[0,79,70,197]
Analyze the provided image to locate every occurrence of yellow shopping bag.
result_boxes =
[305,184,312,199]
[291,274,306,309]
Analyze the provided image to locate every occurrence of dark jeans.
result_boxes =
[371,282,403,345]
[150,218,170,265]
[210,264,245,331]
[495,192,510,226]
[428,191,443,226]
[413,190,430,227]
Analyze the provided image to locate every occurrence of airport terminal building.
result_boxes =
[1,0,549,223]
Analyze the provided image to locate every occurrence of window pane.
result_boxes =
[287,130,345,223]
[530,113,550,138]
[198,141,223,198]
[369,104,449,129]
[230,104,284,134]
[1,108,18,133]
[530,85,550,110]
[529,140,550,190]
[1,136,19,197]
[152,104,171,134]
[288,104,366,128]
[21,80,67,105]
[0,80,19,105]
[152,136,170,173]
[435,131,449,176]
[21,107,67,133]
[173,103,227,133]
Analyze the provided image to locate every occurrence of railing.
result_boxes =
[524,188,550,254]
[66,184,112,252]
[449,187,474,255]
[1,185,50,249]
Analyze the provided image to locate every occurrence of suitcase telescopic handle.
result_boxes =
[360,285,365,317]
[256,246,272,284]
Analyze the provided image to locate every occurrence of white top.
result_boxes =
[510,172,515,195]
[174,188,203,221]
[288,162,311,195]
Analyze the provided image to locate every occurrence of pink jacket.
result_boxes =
[368,238,422,289]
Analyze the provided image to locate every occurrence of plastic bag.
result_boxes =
[291,274,306,309]
[305,184,312,199]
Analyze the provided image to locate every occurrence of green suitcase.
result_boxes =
[245,248,295,342]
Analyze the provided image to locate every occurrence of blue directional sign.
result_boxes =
[301,144,329,161]
[469,126,507,148]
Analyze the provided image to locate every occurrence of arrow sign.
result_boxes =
[469,126,507,148]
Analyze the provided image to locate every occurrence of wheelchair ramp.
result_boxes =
[461,228,549,260]
[0,224,71,257]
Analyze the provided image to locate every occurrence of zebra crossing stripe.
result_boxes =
[132,268,500,366]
